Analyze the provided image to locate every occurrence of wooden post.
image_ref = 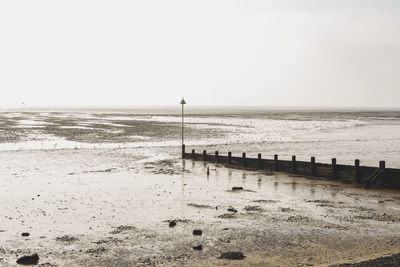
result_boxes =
[191,149,195,159]
[378,161,386,187]
[355,159,360,183]
[292,155,297,174]
[182,144,185,159]
[228,152,232,165]
[215,151,219,163]
[331,158,337,180]
[311,157,316,176]
[258,153,262,169]
[274,154,279,171]
[203,150,206,161]
[379,161,386,169]
[242,152,246,167]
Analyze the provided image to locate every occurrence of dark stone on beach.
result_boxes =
[232,187,243,191]
[332,252,400,266]
[222,228,229,230]
[16,253,39,265]
[193,245,203,251]
[169,221,177,228]
[227,207,238,213]
[193,230,202,236]
[218,252,245,260]
[21,232,30,237]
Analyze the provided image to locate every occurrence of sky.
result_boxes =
[0,0,399,108]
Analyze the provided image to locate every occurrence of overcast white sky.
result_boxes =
[0,0,399,108]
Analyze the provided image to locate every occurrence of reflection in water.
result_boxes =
[274,181,278,192]
[228,169,232,181]
[242,173,246,185]
[182,160,186,173]
[310,186,316,196]
[291,182,297,192]
[257,177,262,188]
[330,187,340,198]
[192,160,195,169]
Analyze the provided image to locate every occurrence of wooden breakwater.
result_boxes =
[181,145,400,189]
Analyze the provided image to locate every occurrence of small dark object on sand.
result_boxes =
[169,221,177,228]
[227,207,238,213]
[193,245,203,251]
[21,232,30,237]
[218,252,245,260]
[333,252,400,266]
[193,229,202,236]
[16,253,39,265]
[232,187,243,191]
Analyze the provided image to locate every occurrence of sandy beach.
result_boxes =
[1,143,400,266]
[2,0,400,265]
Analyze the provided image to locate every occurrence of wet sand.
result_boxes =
[0,147,399,266]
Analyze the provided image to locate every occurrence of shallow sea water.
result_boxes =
[1,108,400,166]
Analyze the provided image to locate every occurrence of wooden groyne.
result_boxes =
[182,145,400,189]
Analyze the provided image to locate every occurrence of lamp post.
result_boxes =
[180,98,186,158]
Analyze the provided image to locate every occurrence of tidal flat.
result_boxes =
[0,109,400,266]
[0,146,400,266]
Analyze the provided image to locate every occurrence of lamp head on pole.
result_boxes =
[180,98,186,105]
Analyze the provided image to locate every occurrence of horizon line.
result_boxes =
[1,105,400,111]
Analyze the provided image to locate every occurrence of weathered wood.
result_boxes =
[291,155,297,174]
[380,161,386,169]
[274,154,279,171]
[183,148,400,190]
[331,158,337,180]
[182,145,185,158]
[311,157,316,176]
[355,159,360,183]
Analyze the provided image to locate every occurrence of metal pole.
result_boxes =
[181,102,184,146]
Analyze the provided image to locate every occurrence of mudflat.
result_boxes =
[0,146,399,266]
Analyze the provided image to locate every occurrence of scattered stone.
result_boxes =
[187,203,214,209]
[110,225,136,234]
[252,199,279,204]
[56,235,79,242]
[21,232,30,237]
[227,207,238,213]
[193,230,202,236]
[232,187,243,191]
[193,245,203,251]
[281,207,295,212]
[222,228,229,230]
[244,205,264,212]
[169,221,177,228]
[218,252,245,260]
[86,247,107,255]
[217,213,236,219]
[16,253,39,265]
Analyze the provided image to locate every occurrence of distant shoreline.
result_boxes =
[1,106,400,114]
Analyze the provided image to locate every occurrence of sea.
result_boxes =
[1,107,400,168]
